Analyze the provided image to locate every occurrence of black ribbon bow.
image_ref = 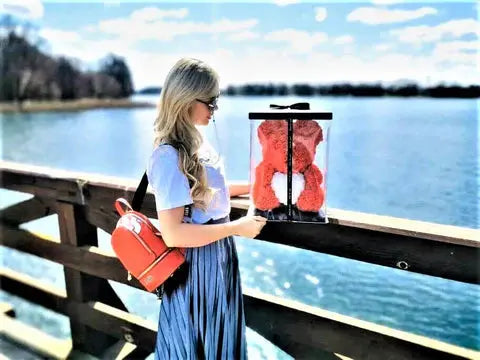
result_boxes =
[269,102,310,110]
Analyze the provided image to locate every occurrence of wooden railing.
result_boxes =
[1,161,479,360]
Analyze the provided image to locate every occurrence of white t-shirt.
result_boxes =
[147,142,231,225]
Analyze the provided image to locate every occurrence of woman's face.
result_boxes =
[191,100,212,126]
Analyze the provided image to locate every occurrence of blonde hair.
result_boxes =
[153,58,219,210]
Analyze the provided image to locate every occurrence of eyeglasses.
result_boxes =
[196,96,219,113]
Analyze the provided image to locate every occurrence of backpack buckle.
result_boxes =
[155,284,164,300]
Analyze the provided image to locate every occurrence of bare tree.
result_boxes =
[91,72,121,98]
[99,54,134,97]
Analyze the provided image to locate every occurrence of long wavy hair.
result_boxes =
[153,58,219,210]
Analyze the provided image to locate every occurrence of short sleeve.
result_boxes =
[147,145,193,211]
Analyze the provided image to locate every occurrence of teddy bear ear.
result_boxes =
[294,120,323,144]
[257,120,287,138]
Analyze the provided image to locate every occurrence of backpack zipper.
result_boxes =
[137,248,176,280]
[128,229,155,256]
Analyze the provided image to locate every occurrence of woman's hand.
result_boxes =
[231,215,267,238]
[158,208,267,247]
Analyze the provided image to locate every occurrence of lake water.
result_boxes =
[0,95,478,358]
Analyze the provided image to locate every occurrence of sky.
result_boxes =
[1,0,479,90]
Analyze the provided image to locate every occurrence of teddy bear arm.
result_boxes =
[296,164,324,212]
[253,161,280,210]
[310,163,323,185]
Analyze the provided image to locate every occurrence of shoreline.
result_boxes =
[0,98,155,113]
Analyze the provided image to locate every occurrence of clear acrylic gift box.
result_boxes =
[248,103,332,224]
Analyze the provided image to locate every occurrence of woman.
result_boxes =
[147,58,267,359]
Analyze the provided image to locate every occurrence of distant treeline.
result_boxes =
[0,16,134,102]
[223,83,480,98]
[137,87,162,95]
[138,83,479,98]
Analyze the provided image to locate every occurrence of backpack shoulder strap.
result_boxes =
[131,171,149,211]
[131,143,193,218]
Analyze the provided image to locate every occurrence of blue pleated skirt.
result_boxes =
[154,216,247,360]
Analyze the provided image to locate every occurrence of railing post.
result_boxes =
[56,201,128,356]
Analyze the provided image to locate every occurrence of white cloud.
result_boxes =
[29,4,479,89]
[0,0,44,19]
[347,7,437,25]
[130,7,189,22]
[38,27,138,64]
[315,7,327,22]
[374,43,394,52]
[228,31,260,42]
[44,36,136,64]
[333,35,354,45]
[91,8,259,42]
[212,49,479,87]
[433,40,479,55]
[370,0,404,5]
[390,18,480,44]
[265,29,328,53]
[126,48,237,88]
[43,33,475,89]
[209,19,259,33]
[39,28,82,44]
[432,40,479,66]
[37,7,260,75]
[272,0,300,6]
[41,29,478,89]
[100,45,479,89]
[38,11,260,78]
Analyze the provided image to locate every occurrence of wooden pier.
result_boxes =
[1,161,479,359]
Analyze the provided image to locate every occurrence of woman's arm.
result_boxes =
[158,206,266,248]
[228,181,250,197]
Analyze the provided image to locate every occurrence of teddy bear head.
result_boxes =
[257,120,323,173]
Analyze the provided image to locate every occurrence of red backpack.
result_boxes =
[111,169,191,297]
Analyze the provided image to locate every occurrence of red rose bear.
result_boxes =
[252,119,325,221]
